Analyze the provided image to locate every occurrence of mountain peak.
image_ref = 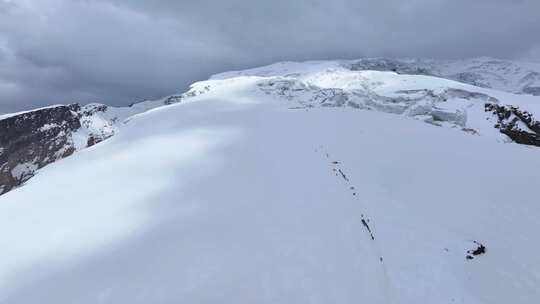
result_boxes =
[2,58,540,303]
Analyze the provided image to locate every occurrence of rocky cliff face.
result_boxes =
[0,95,185,196]
[0,103,129,195]
[0,105,82,195]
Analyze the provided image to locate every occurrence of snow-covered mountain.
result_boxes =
[350,57,540,96]
[1,58,540,303]
[3,58,540,197]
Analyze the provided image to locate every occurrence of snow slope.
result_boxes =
[0,95,185,195]
[1,67,540,303]
[3,58,540,197]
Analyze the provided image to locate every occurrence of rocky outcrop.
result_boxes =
[0,105,82,195]
[79,103,117,147]
[485,103,540,147]
[0,103,123,195]
[0,95,187,196]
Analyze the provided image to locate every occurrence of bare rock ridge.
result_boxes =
[0,104,82,195]
[0,91,193,196]
[0,102,148,195]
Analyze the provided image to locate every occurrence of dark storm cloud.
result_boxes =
[1,0,539,113]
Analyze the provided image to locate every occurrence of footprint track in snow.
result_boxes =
[316,145,379,247]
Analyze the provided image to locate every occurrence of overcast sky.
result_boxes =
[1,0,539,113]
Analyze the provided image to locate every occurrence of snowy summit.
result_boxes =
[1,58,540,303]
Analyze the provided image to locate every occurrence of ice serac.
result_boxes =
[224,59,540,147]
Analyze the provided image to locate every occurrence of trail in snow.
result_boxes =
[316,145,381,257]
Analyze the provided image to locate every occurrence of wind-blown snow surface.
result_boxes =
[1,64,540,303]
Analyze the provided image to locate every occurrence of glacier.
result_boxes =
[0,58,540,303]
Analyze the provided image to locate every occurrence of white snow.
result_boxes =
[348,57,540,96]
[10,162,38,181]
[208,60,540,145]
[37,123,58,132]
[1,61,540,303]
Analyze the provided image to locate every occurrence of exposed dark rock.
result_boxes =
[0,102,126,196]
[485,103,540,147]
[0,96,180,196]
[87,135,102,147]
[0,105,82,195]
[470,243,486,256]
[164,95,183,105]
[82,104,108,116]
[466,241,487,260]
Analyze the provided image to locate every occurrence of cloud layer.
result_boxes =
[1,0,539,112]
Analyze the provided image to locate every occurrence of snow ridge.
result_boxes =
[1,58,540,304]
[3,58,540,196]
